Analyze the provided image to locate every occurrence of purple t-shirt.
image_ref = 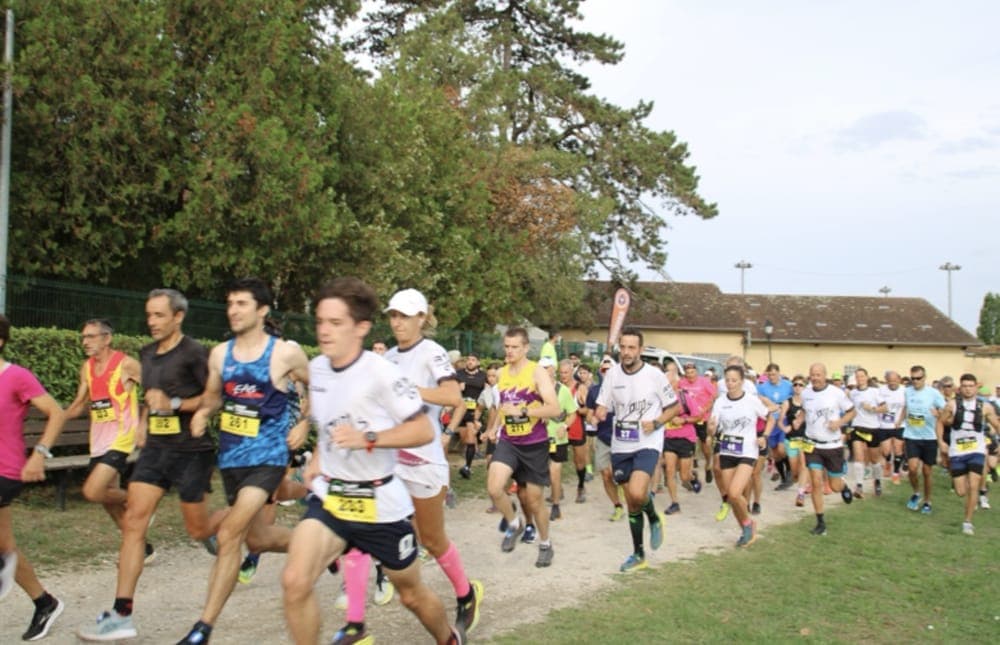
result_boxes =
[0,363,47,480]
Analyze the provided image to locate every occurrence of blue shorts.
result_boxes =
[784,436,807,458]
[949,453,985,478]
[611,448,660,484]
[767,427,786,450]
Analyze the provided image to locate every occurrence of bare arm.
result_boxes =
[22,394,66,482]
[63,363,91,419]
[419,378,463,409]
[190,344,226,438]
[332,412,434,450]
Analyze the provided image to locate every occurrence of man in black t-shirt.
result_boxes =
[456,354,488,478]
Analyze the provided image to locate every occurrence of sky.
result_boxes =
[577,0,999,336]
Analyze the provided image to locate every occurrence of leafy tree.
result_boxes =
[977,292,1000,345]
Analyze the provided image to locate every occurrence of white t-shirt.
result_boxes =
[384,338,455,468]
[308,351,422,522]
[710,392,769,459]
[802,383,854,446]
[877,385,905,429]
[596,363,678,454]
[948,397,987,457]
[849,386,881,429]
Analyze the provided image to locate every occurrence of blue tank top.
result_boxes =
[218,335,290,468]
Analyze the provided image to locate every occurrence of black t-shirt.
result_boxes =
[457,368,487,402]
[140,335,211,452]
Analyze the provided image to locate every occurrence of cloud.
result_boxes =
[934,136,998,154]
[945,166,1000,180]
[833,110,927,151]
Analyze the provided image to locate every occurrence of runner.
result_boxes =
[566,362,591,504]
[546,358,579,521]
[175,278,311,644]
[586,357,625,520]
[708,364,774,547]
[661,361,706,515]
[485,327,561,567]
[478,364,501,512]
[0,314,68,641]
[780,375,809,506]
[281,277,462,645]
[338,288,483,642]
[62,319,144,555]
[847,368,884,498]
[595,327,678,572]
[455,353,487,480]
[937,373,1000,535]
[801,363,855,536]
[877,371,906,484]
[79,289,225,642]
[758,364,793,490]
[902,365,946,515]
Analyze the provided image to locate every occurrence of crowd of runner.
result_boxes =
[1,285,997,643]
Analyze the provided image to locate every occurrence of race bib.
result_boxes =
[907,414,925,427]
[788,438,804,451]
[615,421,640,442]
[90,399,116,423]
[219,401,261,437]
[955,437,978,453]
[801,439,815,454]
[549,437,557,454]
[148,414,181,435]
[504,414,532,437]
[880,412,895,423]
[464,398,477,410]
[720,434,744,454]
[323,480,377,523]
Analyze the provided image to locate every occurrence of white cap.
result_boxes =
[539,356,556,368]
[383,288,428,316]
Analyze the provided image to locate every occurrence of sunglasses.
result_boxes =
[793,382,805,387]
[911,375,925,381]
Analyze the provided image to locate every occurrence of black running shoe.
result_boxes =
[177,621,212,644]
[810,522,827,536]
[23,597,64,641]
[841,487,853,504]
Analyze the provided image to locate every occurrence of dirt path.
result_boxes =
[3,472,817,644]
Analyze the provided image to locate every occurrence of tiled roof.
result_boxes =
[580,281,980,347]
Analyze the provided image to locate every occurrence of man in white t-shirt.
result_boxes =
[596,327,678,573]
[280,278,461,645]
[801,363,856,536]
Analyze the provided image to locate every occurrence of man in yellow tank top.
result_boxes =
[485,327,561,567]
[64,319,144,554]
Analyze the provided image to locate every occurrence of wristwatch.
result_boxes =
[34,444,53,459]
[364,431,378,453]
[170,396,182,411]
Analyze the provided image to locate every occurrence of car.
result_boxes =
[639,346,723,378]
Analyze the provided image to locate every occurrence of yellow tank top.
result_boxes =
[498,360,547,445]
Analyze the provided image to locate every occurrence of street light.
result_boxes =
[878,286,891,298]
[763,319,774,365]
[734,260,753,294]
[938,262,961,319]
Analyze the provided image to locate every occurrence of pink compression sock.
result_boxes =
[436,541,471,598]
[342,549,371,623]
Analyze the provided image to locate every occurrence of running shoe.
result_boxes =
[176,621,211,644]
[0,551,17,602]
[549,504,561,521]
[335,584,348,610]
[201,536,218,556]
[584,470,594,483]
[144,542,157,565]
[445,488,457,509]
[498,515,509,532]
[961,521,974,536]
[331,624,373,645]
[664,502,681,515]
[374,574,394,606]
[459,466,471,480]
[690,477,702,493]
[78,611,137,642]
[705,469,713,484]
[840,487,853,505]
[576,486,586,504]
[22,596,64,641]
[854,485,864,500]
[535,544,554,568]
[238,552,260,584]
[736,521,757,548]
[979,494,991,509]
[775,480,794,491]
[907,493,921,511]
[609,505,624,522]
[715,502,731,522]
[456,579,484,635]
[649,512,666,551]
[920,502,932,515]
[619,553,648,573]
[810,521,827,536]
[520,523,536,545]
[751,502,761,515]
[874,480,883,497]
[795,492,805,507]
[501,522,525,552]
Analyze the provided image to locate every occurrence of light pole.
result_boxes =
[878,286,891,298]
[939,262,961,319]
[763,319,774,365]
[734,260,753,294]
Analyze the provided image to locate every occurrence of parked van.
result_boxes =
[639,347,723,377]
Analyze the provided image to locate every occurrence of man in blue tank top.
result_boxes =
[177,277,311,644]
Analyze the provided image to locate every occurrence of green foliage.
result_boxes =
[977,292,1000,344]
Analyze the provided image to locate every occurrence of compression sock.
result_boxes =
[465,444,475,468]
[642,493,658,523]
[436,542,471,598]
[343,549,371,624]
[893,455,903,474]
[577,468,587,488]
[628,511,645,557]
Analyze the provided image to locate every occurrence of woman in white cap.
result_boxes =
[338,288,484,637]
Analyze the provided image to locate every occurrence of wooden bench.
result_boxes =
[23,417,138,510]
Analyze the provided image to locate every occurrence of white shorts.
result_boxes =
[594,440,613,472]
[395,462,450,499]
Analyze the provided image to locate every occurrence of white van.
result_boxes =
[639,347,723,377]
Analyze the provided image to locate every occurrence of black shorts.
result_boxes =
[549,441,569,463]
[130,446,216,503]
[719,455,756,470]
[88,449,130,477]
[611,448,660,484]
[694,423,708,442]
[221,465,286,506]
[757,439,769,459]
[850,427,881,448]
[461,409,476,426]
[904,439,937,467]
[568,436,587,447]
[805,446,847,477]
[986,434,998,456]
[485,438,497,456]
[875,428,897,445]
[887,428,904,441]
[0,476,23,508]
[663,437,695,459]
[302,496,416,571]
[492,439,551,487]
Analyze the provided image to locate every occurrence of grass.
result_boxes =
[491,468,999,644]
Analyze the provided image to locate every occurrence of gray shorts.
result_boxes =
[594,439,613,472]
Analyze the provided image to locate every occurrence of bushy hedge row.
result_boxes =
[6,327,318,404]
